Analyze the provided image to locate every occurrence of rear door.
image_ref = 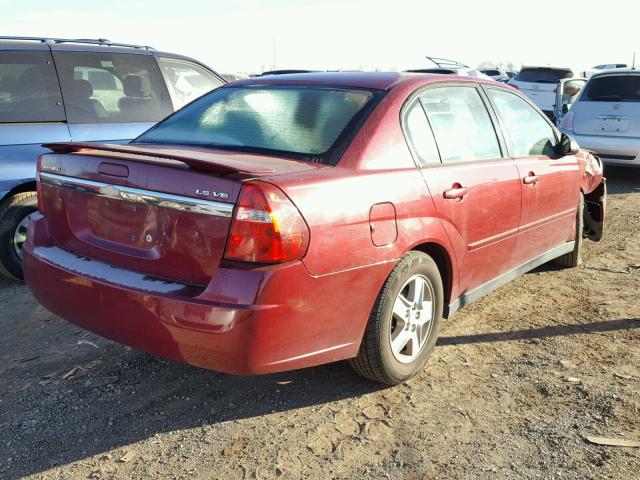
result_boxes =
[554,78,587,126]
[412,84,522,293]
[572,72,640,138]
[0,48,70,184]
[485,87,580,259]
[51,50,174,143]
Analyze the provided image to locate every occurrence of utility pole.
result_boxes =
[272,34,276,71]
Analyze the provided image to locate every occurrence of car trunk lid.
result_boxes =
[38,143,324,285]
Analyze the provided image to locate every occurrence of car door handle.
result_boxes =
[443,185,468,200]
[523,173,539,185]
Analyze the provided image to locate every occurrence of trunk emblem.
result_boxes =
[195,189,229,200]
[146,234,153,243]
[614,103,620,110]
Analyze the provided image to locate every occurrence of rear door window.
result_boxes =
[419,86,501,163]
[515,68,572,83]
[157,58,224,109]
[487,88,557,157]
[0,51,64,123]
[53,51,173,124]
[583,75,640,102]
[402,101,440,166]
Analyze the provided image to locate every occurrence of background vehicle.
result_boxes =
[25,72,605,385]
[560,69,640,167]
[508,66,574,121]
[554,77,588,126]
[584,63,628,78]
[0,36,225,280]
[406,57,492,80]
[480,68,510,82]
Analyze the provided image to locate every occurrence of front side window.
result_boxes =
[403,101,440,166]
[584,75,640,102]
[487,89,556,157]
[136,86,378,162]
[53,52,172,124]
[157,58,224,109]
[419,86,501,163]
[0,51,64,123]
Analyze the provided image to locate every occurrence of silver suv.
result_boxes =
[0,37,225,280]
[560,69,640,167]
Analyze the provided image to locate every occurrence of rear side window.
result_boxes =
[583,75,640,102]
[157,58,224,110]
[515,68,572,83]
[0,51,64,123]
[403,101,440,166]
[53,52,173,124]
[487,89,556,157]
[137,86,378,162]
[419,86,501,163]
[482,70,501,76]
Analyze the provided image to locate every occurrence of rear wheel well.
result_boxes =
[2,182,36,204]
[411,242,453,317]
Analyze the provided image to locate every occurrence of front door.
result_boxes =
[485,87,580,259]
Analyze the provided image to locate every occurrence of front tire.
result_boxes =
[350,251,444,385]
[0,192,37,281]
[553,192,584,268]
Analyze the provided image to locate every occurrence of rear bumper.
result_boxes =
[565,131,640,166]
[24,213,391,375]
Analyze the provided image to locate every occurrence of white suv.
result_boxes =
[508,67,574,121]
[560,69,640,167]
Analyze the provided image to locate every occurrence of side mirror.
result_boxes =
[557,133,580,156]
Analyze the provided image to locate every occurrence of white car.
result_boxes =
[480,69,510,82]
[560,69,640,167]
[508,66,575,121]
[406,57,492,80]
[584,63,628,78]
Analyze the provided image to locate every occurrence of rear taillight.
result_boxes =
[560,111,575,131]
[224,182,309,263]
[36,156,45,214]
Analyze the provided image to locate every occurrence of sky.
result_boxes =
[1,0,639,74]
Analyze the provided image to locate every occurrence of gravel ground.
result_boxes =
[1,166,639,480]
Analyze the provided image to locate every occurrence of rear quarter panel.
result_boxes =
[0,124,71,201]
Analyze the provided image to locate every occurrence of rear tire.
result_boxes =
[0,192,38,281]
[553,192,584,268]
[350,251,443,385]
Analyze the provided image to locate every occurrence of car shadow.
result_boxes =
[437,317,639,346]
[604,165,640,195]
[4,343,386,479]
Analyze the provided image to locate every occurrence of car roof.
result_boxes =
[0,38,221,77]
[225,71,483,91]
[520,66,572,71]
[590,68,640,78]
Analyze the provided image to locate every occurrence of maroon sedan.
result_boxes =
[24,72,606,384]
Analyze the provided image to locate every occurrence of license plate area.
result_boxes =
[87,196,159,249]
[596,117,629,133]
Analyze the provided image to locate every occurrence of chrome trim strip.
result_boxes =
[39,172,234,218]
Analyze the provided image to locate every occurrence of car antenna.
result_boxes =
[633,51,636,70]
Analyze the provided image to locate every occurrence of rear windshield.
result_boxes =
[136,85,379,163]
[515,68,572,83]
[583,75,640,102]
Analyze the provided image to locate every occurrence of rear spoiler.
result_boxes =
[42,142,275,175]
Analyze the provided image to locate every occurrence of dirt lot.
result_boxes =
[1,167,639,480]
